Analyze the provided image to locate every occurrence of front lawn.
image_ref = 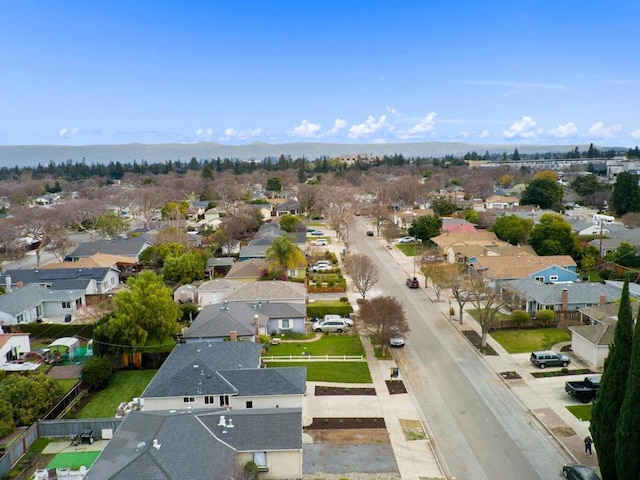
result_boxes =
[72,369,158,419]
[266,333,364,357]
[267,361,372,383]
[396,243,421,257]
[566,404,592,421]
[490,328,572,354]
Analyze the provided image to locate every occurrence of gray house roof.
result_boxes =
[569,324,614,346]
[224,280,306,303]
[3,267,112,290]
[70,236,151,259]
[184,302,266,339]
[141,342,263,399]
[217,367,306,396]
[86,408,302,480]
[0,284,84,316]
[500,279,622,306]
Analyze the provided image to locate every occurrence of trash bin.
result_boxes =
[391,367,399,379]
[64,314,72,323]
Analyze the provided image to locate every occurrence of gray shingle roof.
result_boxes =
[0,284,84,316]
[218,367,306,396]
[141,342,263,398]
[569,324,614,346]
[4,267,109,290]
[224,281,306,303]
[70,237,150,258]
[500,279,621,306]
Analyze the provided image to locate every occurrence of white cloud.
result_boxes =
[395,113,437,140]
[195,128,214,140]
[548,122,579,139]
[58,127,79,138]
[220,127,263,142]
[386,106,400,117]
[348,115,389,139]
[503,116,543,139]
[631,129,640,139]
[587,122,622,139]
[318,118,348,138]
[479,130,490,138]
[291,119,322,137]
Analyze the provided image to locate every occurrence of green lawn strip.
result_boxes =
[267,361,372,383]
[47,451,101,470]
[74,369,158,419]
[566,404,592,422]
[465,308,511,323]
[56,379,80,394]
[266,334,364,357]
[490,328,572,353]
[396,243,420,257]
[308,299,350,308]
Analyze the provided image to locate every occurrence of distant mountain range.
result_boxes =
[0,141,609,168]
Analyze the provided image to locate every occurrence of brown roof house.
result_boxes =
[470,255,578,283]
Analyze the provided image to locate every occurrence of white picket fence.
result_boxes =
[261,355,364,362]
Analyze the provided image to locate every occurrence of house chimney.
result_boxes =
[4,276,11,292]
[599,294,607,305]
[561,289,568,311]
[254,314,260,342]
[229,330,237,342]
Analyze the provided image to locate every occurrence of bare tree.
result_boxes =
[369,203,392,237]
[346,253,379,300]
[10,206,67,268]
[66,198,109,241]
[358,296,410,355]
[449,269,472,324]
[129,186,170,229]
[154,226,191,248]
[421,262,457,301]
[467,274,509,348]
[382,223,400,247]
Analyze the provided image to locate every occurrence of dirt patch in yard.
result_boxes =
[314,386,376,395]
[306,417,386,429]
[305,428,390,444]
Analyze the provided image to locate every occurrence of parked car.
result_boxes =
[405,277,420,288]
[324,314,354,326]
[398,236,416,243]
[313,319,349,333]
[530,350,570,369]
[312,239,328,246]
[562,464,601,480]
[311,264,332,272]
[565,375,601,403]
[366,230,374,236]
[310,230,325,236]
[390,336,405,347]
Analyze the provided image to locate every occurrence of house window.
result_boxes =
[534,276,544,283]
[62,301,71,309]
[183,397,195,404]
[549,275,559,282]
[219,395,229,407]
[281,319,290,329]
[246,401,253,409]
[204,396,215,405]
[16,314,25,324]
[75,298,82,307]
[253,452,267,471]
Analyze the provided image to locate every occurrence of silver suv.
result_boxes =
[530,350,570,368]
[313,319,349,333]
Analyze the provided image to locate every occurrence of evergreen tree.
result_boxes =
[614,303,640,479]
[512,148,520,161]
[611,171,640,216]
[591,279,633,480]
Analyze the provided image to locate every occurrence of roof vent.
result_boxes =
[135,441,146,452]
[152,439,161,450]
[218,415,226,427]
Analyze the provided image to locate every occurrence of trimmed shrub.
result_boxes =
[510,310,531,326]
[535,309,556,324]
[307,304,354,319]
[243,461,259,480]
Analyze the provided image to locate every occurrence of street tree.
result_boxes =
[265,236,305,280]
[346,253,379,300]
[491,214,534,245]
[358,296,410,355]
[611,172,640,216]
[95,211,130,239]
[466,273,509,348]
[591,279,633,480]
[9,205,67,268]
[528,213,580,257]
[450,269,472,324]
[408,214,442,244]
[382,223,400,246]
[422,262,458,301]
[520,177,564,210]
[95,271,180,352]
[615,295,640,479]
[370,203,392,236]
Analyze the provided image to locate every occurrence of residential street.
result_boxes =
[348,218,573,480]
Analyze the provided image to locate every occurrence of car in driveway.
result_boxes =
[324,314,354,326]
[405,277,420,288]
[562,464,601,479]
[310,230,325,236]
[390,336,405,347]
[312,239,328,246]
[311,264,332,272]
[398,236,416,243]
[313,319,349,333]
[530,350,571,368]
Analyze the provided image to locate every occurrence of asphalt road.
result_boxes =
[349,219,572,480]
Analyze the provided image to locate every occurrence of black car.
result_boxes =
[562,464,601,480]
[406,277,420,288]
[366,230,374,236]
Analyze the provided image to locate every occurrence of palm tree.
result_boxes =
[265,236,305,280]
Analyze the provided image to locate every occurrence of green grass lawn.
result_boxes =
[490,328,572,353]
[308,299,351,307]
[267,361,372,383]
[266,334,365,357]
[56,379,80,394]
[566,404,592,421]
[73,369,158,419]
[396,243,421,257]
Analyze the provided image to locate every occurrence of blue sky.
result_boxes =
[2,1,640,147]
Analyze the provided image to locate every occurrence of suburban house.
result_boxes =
[196,279,239,306]
[395,208,435,230]
[0,283,85,325]
[4,266,120,295]
[470,255,578,283]
[225,259,269,282]
[499,279,621,313]
[238,223,306,264]
[567,218,611,237]
[173,284,198,305]
[271,198,300,217]
[484,195,520,210]
[68,236,151,262]
[449,242,536,266]
[430,230,501,256]
[222,280,307,305]
[140,342,306,412]
[183,301,306,342]
[0,332,37,371]
[43,252,138,271]
[441,217,477,234]
[206,257,235,279]
[86,407,303,480]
